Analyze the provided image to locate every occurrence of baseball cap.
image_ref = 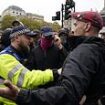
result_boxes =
[72,11,103,30]
[40,27,54,36]
[10,26,37,38]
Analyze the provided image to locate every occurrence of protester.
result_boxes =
[58,28,85,53]
[26,26,68,70]
[0,25,61,105]
[0,28,12,51]
[33,29,41,46]
[0,11,104,105]
[58,28,71,51]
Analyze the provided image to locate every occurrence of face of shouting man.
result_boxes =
[73,19,91,36]
[72,11,103,37]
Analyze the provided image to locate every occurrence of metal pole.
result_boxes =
[61,4,64,28]
[104,0,105,9]
[74,1,75,12]
[74,4,75,12]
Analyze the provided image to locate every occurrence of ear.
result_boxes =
[15,35,20,43]
[84,22,91,32]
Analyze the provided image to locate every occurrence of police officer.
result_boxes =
[0,26,60,105]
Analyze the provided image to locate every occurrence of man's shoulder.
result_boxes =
[75,42,101,55]
[69,40,101,58]
[0,52,16,61]
[0,46,12,54]
[77,37,105,50]
[0,46,17,60]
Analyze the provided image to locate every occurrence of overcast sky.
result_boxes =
[0,0,104,22]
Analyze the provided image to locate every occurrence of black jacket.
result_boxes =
[26,44,68,70]
[16,36,105,105]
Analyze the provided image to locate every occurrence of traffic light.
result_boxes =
[56,11,60,20]
[64,0,75,20]
[52,16,57,21]
[52,11,60,21]
[66,0,75,8]
[65,9,71,20]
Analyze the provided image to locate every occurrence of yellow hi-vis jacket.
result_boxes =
[0,54,54,105]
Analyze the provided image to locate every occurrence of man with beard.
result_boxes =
[0,26,61,105]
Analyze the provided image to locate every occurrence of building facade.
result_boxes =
[1,5,44,21]
[26,13,44,21]
[2,5,26,18]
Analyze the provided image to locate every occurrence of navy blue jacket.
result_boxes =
[26,44,68,70]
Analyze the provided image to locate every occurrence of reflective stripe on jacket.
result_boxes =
[0,54,53,89]
[0,54,53,105]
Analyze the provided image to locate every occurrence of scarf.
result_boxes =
[40,38,53,51]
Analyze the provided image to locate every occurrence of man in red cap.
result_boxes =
[72,11,103,36]
[0,11,105,105]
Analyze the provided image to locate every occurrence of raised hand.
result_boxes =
[54,35,63,49]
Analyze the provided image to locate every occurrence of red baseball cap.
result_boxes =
[72,11,103,30]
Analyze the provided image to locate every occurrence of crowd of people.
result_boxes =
[0,11,104,105]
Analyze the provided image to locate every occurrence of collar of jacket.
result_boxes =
[68,36,105,51]
[2,45,28,64]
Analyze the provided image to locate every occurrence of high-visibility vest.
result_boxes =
[0,46,28,64]
[0,46,54,104]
